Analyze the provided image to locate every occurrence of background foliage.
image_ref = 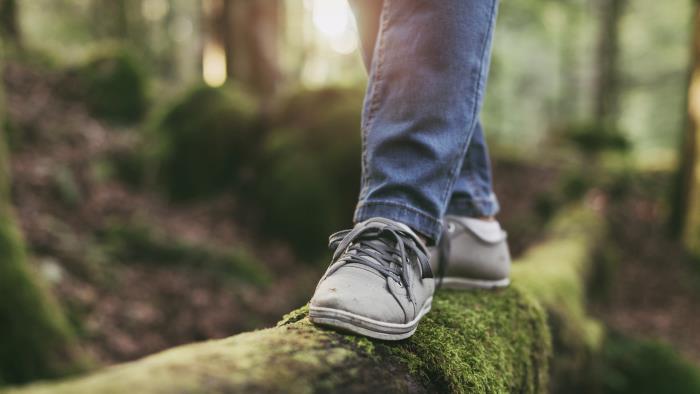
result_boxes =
[1,0,700,392]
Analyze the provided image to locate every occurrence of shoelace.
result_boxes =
[323,220,433,304]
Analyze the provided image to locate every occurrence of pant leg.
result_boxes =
[446,121,500,217]
[348,0,500,242]
[350,0,501,221]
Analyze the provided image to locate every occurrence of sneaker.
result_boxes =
[431,215,511,290]
[309,217,435,341]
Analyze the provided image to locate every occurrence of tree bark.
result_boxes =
[0,0,21,49]
[218,0,283,97]
[8,207,605,394]
[593,0,627,129]
[557,1,583,125]
[89,0,129,40]
[0,61,86,386]
[672,2,700,254]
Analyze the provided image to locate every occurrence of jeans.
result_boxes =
[349,0,500,243]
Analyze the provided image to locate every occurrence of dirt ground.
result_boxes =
[594,173,700,365]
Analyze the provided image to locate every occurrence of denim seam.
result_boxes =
[438,0,498,217]
[358,199,440,221]
[448,198,498,208]
[359,0,391,201]
[355,200,442,238]
[468,161,479,204]
[450,195,498,203]
[448,189,500,217]
[447,202,498,218]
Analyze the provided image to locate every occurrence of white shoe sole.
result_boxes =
[309,297,433,341]
[439,277,510,290]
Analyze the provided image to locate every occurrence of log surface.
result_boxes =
[8,207,604,394]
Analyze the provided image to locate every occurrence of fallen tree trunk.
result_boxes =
[8,206,603,394]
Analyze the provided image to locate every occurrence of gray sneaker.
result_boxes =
[309,217,435,341]
[431,215,511,290]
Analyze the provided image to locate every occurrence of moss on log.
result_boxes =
[8,207,602,394]
[513,208,605,392]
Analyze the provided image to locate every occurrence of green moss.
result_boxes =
[99,219,271,286]
[0,138,87,385]
[382,288,550,393]
[562,122,630,155]
[7,206,607,393]
[513,237,603,348]
[596,334,700,394]
[276,304,310,326]
[257,87,364,259]
[103,150,148,188]
[586,241,621,304]
[50,166,82,207]
[65,47,149,123]
[151,84,260,200]
[512,207,606,391]
[9,287,549,394]
[9,322,424,394]
[3,115,21,152]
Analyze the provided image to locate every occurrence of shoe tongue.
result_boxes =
[360,217,424,246]
[346,239,389,268]
[352,218,433,280]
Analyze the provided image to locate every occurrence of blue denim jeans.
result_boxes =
[349,0,500,242]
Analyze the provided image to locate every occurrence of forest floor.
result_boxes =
[5,63,316,364]
[4,62,700,367]
[594,173,700,365]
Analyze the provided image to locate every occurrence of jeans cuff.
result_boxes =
[446,193,500,218]
[354,200,442,244]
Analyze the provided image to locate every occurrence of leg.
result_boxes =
[440,121,511,290]
[348,0,382,71]
[350,0,500,221]
[446,121,500,218]
[348,0,510,291]
[350,0,500,243]
[309,0,503,341]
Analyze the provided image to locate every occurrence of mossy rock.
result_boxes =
[152,84,261,201]
[257,87,364,259]
[0,136,87,385]
[561,122,630,155]
[63,48,148,123]
[0,215,87,385]
[99,219,271,286]
[102,149,148,189]
[594,334,700,394]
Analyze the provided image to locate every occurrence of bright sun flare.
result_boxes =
[309,0,358,54]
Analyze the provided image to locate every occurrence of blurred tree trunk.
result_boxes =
[557,1,582,125]
[593,0,627,129]
[0,62,86,385]
[0,0,21,50]
[671,1,700,254]
[169,1,204,84]
[219,0,283,97]
[90,0,129,40]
